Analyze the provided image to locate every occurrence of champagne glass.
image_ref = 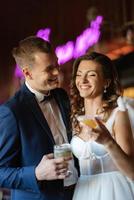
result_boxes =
[54,143,72,175]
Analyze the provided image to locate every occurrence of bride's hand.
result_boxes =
[90,117,114,145]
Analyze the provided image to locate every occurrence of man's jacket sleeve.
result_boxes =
[0,106,40,193]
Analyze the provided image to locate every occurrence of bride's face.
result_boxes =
[75,60,106,99]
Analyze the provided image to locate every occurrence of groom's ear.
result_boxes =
[22,67,32,79]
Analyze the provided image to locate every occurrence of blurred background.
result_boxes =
[0,0,134,199]
[0,0,134,104]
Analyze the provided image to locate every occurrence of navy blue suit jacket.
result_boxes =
[0,84,73,200]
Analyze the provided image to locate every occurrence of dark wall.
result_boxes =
[0,0,134,101]
[1,0,134,55]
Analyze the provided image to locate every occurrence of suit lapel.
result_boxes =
[22,85,55,144]
[21,84,72,143]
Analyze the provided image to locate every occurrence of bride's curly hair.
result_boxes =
[70,52,122,134]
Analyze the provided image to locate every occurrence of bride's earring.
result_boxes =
[104,86,107,93]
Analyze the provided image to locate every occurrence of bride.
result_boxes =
[70,52,134,200]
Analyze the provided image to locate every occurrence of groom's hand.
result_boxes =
[35,153,71,181]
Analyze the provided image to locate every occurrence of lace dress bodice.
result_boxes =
[71,107,120,176]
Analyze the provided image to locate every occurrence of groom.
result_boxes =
[0,36,78,200]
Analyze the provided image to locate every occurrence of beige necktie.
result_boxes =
[39,99,65,144]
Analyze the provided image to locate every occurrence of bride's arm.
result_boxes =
[94,112,134,180]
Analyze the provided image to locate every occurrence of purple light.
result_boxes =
[56,16,103,64]
[14,65,23,78]
[14,16,103,78]
[55,41,74,64]
[73,28,93,58]
[36,28,51,41]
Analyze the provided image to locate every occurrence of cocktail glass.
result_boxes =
[77,115,97,128]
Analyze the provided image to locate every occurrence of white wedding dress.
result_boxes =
[71,101,134,200]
